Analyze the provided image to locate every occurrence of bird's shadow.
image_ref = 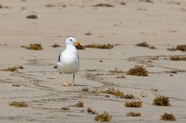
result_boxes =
[74,84,88,87]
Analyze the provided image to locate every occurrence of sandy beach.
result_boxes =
[0,0,186,122]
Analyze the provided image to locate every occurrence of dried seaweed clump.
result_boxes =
[160,113,176,121]
[9,101,28,107]
[169,56,186,61]
[3,66,23,72]
[148,46,156,49]
[92,3,114,7]
[3,67,17,72]
[45,4,56,8]
[85,44,114,49]
[85,32,92,36]
[170,70,177,74]
[53,65,57,69]
[0,4,9,9]
[101,88,124,98]
[61,106,70,110]
[113,89,125,98]
[152,96,171,106]
[125,100,142,108]
[109,67,123,74]
[120,2,126,5]
[124,94,135,99]
[25,43,43,50]
[45,3,66,8]
[126,65,148,76]
[136,42,149,47]
[167,45,186,52]
[75,45,85,50]
[176,45,186,51]
[81,87,89,92]
[127,111,141,117]
[87,107,97,114]
[101,88,134,99]
[52,43,61,48]
[75,101,84,107]
[26,15,38,19]
[116,75,125,79]
[95,112,112,122]
[140,0,154,3]
[136,42,156,49]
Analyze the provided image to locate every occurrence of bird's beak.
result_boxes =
[75,41,81,46]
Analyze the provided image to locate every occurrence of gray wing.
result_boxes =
[58,54,61,62]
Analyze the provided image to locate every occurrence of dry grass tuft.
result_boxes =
[170,56,186,61]
[87,107,97,114]
[127,111,141,117]
[26,15,38,19]
[95,112,112,122]
[109,67,123,74]
[24,43,43,50]
[81,87,89,92]
[160,113,176,121]
[125,100,142,108]
[85,44,114,49]
[75,45,85,50]
[92,3,114,7]
[152,96,171,106]
[126,65,148,76]
[75,101,84,107]
[61,106,70,110]
[167,45,186,52]
[52,43,61,48]
[9,101,28,107]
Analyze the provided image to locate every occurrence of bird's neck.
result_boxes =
[66,45,77,52]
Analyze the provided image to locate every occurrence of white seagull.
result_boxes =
[56,37,80,86]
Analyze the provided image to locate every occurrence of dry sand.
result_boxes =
[0,0,186,122]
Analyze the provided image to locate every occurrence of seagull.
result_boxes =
[56,37,80,87]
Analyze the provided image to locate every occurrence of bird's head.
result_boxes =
[66,37,80,46]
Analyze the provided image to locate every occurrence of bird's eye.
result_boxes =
[70,39,73,41]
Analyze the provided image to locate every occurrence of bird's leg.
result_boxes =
[71,73,75,87]
[62,74,69,86]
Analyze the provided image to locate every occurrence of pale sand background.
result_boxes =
[0,0,186,122]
